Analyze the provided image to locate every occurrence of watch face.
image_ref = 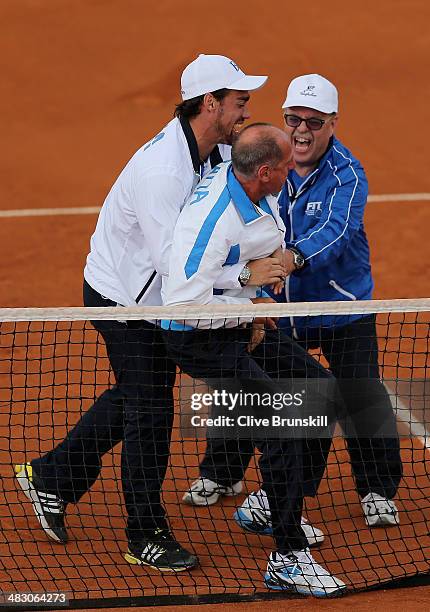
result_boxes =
[239,266,251,285]
[294,252,304,268]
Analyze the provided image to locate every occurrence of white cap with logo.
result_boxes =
[181,54,268,101]
[282,74,338,114]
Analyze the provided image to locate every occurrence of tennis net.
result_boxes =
[1,298,429,608]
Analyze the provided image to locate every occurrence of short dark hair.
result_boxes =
[232,123,285,178]
[174,88,230,119]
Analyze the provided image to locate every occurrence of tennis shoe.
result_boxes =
[361,492,399,527]
[14,462,67,543]
[233,490,324,547]
[182,477,243,506]
[124,528,198,572]
[265,548,347,597]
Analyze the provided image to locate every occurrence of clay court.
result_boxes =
[1,0,430,610]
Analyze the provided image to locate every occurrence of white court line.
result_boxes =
[0,193,429,218]
[368,193,430,202]
[384,382,430,451]
[0,207,101,218]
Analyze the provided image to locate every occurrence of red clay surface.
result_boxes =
[1,0,430,609]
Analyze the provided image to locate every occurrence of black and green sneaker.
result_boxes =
[124,528,198,572]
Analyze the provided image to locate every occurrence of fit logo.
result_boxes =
[305,201,322,216]
[300,85,317,98]
[229,60,240,71]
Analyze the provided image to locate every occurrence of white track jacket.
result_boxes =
[162,162,286,329]
[84,118,236,308]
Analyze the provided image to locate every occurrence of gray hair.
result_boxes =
[231,123,284,178]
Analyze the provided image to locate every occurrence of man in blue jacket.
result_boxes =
[184,75,402,532]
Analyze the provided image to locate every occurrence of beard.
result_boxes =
[214,117,240,146]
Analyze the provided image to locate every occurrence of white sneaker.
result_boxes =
[361,492,399,527]
[265,548,347,597]
[233,490,324,547]
[182,477,243,506]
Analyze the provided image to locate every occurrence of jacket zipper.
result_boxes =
[285,172,318,339]
[285,198,298,338]
[283,276,298,339]
[135,270,157,304]
[329,280,357,300]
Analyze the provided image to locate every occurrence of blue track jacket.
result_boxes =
[271,137,373,335]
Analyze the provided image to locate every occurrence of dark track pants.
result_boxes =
[31,280,177,544]
[198,315,402,500]
[162,325,333,554]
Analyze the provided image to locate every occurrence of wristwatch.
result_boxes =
[238,265,252,286]
[288,247,305,270]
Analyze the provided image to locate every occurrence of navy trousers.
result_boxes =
[198,315,402,499]
[32,280,177,543]
[162,325,334,554]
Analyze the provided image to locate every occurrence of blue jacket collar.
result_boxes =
[285,136,337,200]
[317,135,336,169]
[227,164,270,224]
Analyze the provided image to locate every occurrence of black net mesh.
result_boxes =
[0,306,429,607]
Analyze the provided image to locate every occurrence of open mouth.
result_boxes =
[232,123,243,136]
[294,137,312,152]
[230,123,243,142]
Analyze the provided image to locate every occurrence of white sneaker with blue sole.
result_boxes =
[265,549,347,597]
[233,490,325,547]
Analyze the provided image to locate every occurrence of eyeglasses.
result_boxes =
[283,114,327,131]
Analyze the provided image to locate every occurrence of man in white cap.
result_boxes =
[185,74,402,539]
[238,74,402,532]
[14,54,285,573]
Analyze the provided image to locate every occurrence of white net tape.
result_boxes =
[0,298,429,322]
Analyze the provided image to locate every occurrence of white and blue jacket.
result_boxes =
[272,136,373,334]
[162,162,285,330]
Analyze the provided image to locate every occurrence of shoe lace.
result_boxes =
[250,507,271,528]
[273,550,299,566]
[294,551,332,578]
[153,528,182,551]
[375,499,396,512]
[251,491,270,512]
[365,494,396,514]
[191,478,224,496]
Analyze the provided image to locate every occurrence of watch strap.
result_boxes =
[288,246,305,270]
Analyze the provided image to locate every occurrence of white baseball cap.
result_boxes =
[282,74,338,114]
[181,54,268,101]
